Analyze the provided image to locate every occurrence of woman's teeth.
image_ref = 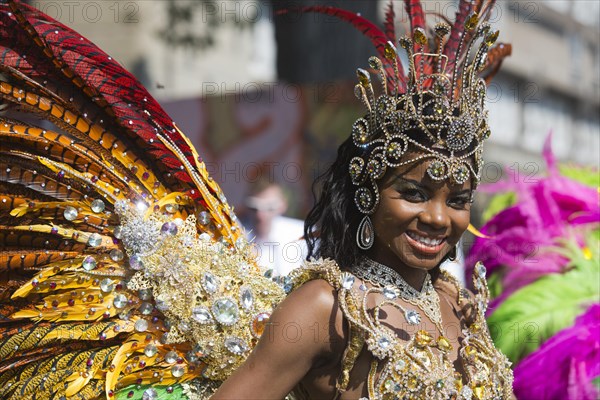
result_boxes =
[406,231,444,246]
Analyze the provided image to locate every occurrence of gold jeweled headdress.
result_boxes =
[315,2,513,215]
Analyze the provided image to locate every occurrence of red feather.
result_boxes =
[3,1,196,188]
[384,1,397,43]
[404,0,426,32]
[443,0,474,72]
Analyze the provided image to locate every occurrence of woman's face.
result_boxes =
[369,159,472,274]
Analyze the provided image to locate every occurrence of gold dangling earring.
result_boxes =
[356,215,374,250]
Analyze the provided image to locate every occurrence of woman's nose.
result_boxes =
[419,199,450,230]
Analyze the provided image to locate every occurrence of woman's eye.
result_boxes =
[402,189,426,201]
[449,196,472,208]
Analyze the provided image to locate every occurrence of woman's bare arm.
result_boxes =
[211,279,343,399]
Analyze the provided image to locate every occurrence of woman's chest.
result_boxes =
[332,281,512,399]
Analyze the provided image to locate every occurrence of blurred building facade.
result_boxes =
[36,0,599,172]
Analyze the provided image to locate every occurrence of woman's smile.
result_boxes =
[405,231,447,254]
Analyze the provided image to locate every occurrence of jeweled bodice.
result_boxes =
[289,259,513,400]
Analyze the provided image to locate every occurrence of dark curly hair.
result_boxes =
[304,136,364,270]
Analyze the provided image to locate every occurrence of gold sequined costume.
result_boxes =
[289,260,513,400]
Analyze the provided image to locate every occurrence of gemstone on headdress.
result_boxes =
[164,351,178,363]
[437,336,453,353]
[142,388,158,400]
[465,13,479,30]
[476,262,487,277]
[378,335,391,348]
[349,157,365,184]
[144,343,158,357]
[138,288,152,300]
[128,254,144,270]
[134,319,148,332]
[413,28,427,46]
[113,294,128,309]
[475,51,489,71]
[160,221,178,236]
[367,158,385,180]
[154,294,169,311]
[485,30,500,47]
[427,160,447,181]
[139,302,153,315]
[415,330,433,347]
[164,203,179,214]
[355,186,375,213]
[384,41,397,60]
[198,211,210,225]
[447,114,475,151]
[452,164,470,185]
[368,56,382,70]
[100,278,114,293]
[385,140,405,163]
[395,359,406,371]
[461,386,474,400]
[109,248,124,261]
[434,22,451,38]
[399,36,412,50]
[356,68,371,87]
[352,118,370,145]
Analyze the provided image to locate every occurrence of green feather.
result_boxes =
[115,384,187,400]
[488,243,600,364]
[593,375,600,393]
[558,164,600,188]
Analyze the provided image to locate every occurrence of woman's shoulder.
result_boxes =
[289,258,345,292]
[276,258,346,321]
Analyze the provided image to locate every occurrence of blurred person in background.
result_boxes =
[242,178,304,276]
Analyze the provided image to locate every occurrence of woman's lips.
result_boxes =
[404,231,446,255]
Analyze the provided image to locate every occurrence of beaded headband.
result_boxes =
[348,13,508,215]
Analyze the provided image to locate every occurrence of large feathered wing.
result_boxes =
[0,1,284,399]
